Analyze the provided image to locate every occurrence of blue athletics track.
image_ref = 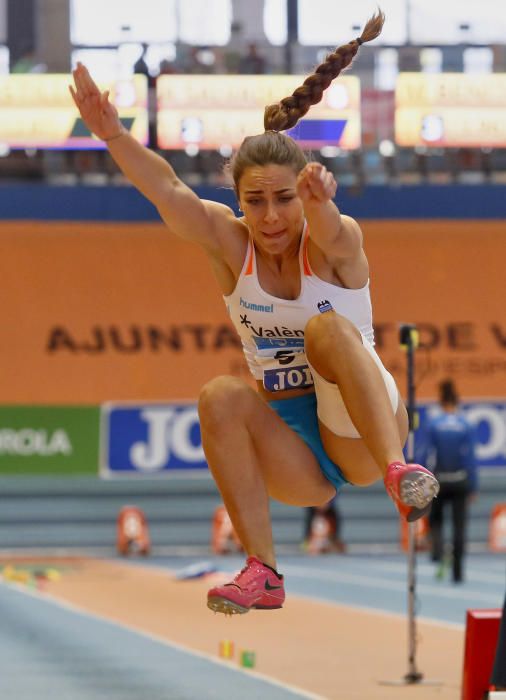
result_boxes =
[0,549,504,699]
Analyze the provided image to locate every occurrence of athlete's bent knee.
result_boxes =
[305,311,361,361]
[198,375,252,429]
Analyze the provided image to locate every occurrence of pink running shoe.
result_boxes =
[207,556,285,615]
[384,461,440,522]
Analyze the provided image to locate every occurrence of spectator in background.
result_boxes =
[239,43,267,74]
[425,379,478,583]
[133,44,150,78]
[186,47,216,74]
[303,496,346,553]
[11,49,46,73]
[158,58,178,75]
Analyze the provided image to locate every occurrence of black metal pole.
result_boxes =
[380,324,442,687]
[400,323,423,683]
[7,0,35,67]
[284,0,297,74]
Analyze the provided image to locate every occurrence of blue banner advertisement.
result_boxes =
[100,399,506,477]
[416,401,506,468]
[100,402,207,477]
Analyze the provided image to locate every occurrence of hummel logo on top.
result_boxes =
[240,297,274,313]
[317,299,333,313]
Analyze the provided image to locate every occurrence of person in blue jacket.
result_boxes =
[425,379,478,583]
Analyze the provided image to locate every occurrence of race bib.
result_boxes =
[263,364,314,392]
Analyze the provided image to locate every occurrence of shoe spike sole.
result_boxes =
[207,597,249,615]
[207,597,283,615]
[400,472,440,510]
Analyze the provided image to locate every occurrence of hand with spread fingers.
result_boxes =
[296,163,338,206]
[69,63,124,142]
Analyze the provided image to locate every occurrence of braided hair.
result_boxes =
[229,11,385,190]
[264,10,385,132]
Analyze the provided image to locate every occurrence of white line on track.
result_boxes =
[0,579,326,700]
[327,558,506,584]
[280,564,502,605]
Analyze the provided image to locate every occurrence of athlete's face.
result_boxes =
[238,164,304,254]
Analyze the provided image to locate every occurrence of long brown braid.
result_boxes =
[264,10,385,132]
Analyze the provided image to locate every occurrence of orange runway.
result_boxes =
[1,556,466,699]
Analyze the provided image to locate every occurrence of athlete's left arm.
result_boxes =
[296,162,363,261]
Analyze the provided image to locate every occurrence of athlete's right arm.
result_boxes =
[69,63,226,250]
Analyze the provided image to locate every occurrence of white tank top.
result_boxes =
[223,224,374,392]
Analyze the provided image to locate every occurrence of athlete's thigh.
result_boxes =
[247,396,336,506]
[318,392,409,486]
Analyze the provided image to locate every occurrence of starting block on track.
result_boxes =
[462,608,502,700]
[307,509,344,554]
[117,505,151,556]
[489,504,506,552]
[211,505,242,554]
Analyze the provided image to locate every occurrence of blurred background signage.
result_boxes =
[156,74,361,150]
[0,74,149,149]
[395,73,506,147]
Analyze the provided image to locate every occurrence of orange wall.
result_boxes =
[362,220,505,400]
[2,220,505,403]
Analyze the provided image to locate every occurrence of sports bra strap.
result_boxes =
[244,238,255,276]
[301,226,313,277]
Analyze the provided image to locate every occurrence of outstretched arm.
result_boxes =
[69,64,227,251]
[296,162,363,259]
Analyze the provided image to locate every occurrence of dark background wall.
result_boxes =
[7,0,35,65]
[1,183,506,221]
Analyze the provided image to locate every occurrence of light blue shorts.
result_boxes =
[268,392,349,492]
